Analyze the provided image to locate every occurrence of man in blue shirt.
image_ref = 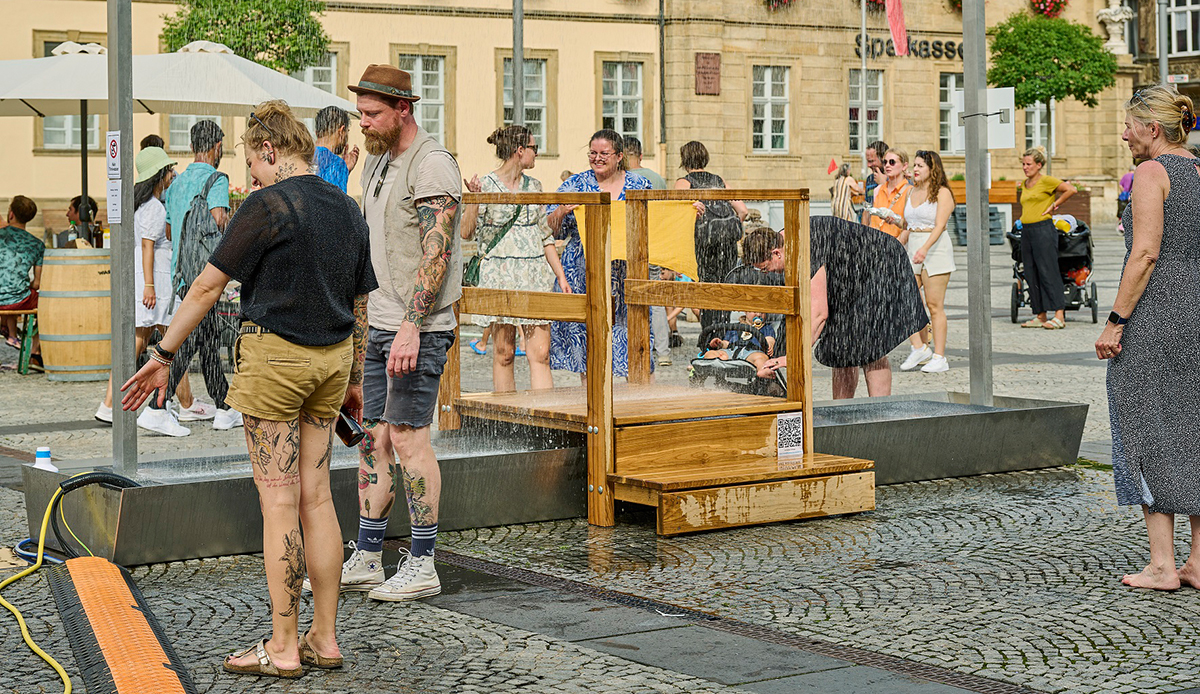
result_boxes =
[164,120,229,280]
[314,106,359,193]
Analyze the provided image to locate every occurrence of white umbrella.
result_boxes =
[0,41,357,117]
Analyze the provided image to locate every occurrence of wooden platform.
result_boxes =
[454,384,803,432]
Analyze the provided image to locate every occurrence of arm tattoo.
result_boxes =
[406,194,458,326]
[350,293,368,385]
[245,415,299,477]
[278,529,305,618]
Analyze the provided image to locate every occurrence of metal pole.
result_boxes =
[108,0,136,472]
[512,0,524,126]
[1159,0,1170,83]
[80,99,89,236]
[963,0,992,406]
[659,0,666,147]
[860,0,868,178]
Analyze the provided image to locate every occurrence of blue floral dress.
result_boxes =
[549,169,653,377]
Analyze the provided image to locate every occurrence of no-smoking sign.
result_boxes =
[106,131,121,179]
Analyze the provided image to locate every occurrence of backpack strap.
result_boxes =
[198,171,229,203]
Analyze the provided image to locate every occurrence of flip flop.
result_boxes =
[1043,318,1065,330]
[4,337,20,350]
[469,339,487,355]
[515,346,526,357]
[223,637,304,679]
[299,633,343,669]
[1020,318,1044,328]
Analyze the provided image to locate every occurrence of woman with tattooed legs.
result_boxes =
[121,100,377,679]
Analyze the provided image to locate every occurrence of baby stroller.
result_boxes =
[1006,218,1098,324]
[688,265,788,397]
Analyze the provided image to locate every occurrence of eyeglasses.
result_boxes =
[248,112,275,137]
[883,158,901,166]
[1131,89,1150,110]
[522,142,539,154]
[589,150,617,160]
[915,150,932,159]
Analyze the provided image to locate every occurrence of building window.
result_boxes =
[1170,0,1200,55]
[849,69,883,153]
[752,65,789,153]
[396,54,446,144]
[601,61,642,142]
[41,39,100,150]
[1024,100,1056,155]
[167,115,223,154]
[939,73,963,154]
[503,57,547,151]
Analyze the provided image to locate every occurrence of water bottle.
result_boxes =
[33,446,57,472]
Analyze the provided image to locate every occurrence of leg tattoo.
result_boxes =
[402,468,434,526]
[245,415,300,477]
[279,529,305,618]
[301,412,336,470]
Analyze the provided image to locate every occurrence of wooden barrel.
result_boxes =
[39,249,111,382]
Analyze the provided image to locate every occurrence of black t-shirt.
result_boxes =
[209,175,378,346]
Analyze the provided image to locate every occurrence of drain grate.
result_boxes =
[432,547,1040,694]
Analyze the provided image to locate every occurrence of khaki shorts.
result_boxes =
[226,328,353,422]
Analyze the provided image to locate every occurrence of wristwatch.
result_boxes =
[1108,311,1129,326]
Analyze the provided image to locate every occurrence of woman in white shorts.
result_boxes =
[898,150,956,374]
[95,146,212,431]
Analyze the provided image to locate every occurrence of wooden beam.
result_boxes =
[624,279,797,314]
[625,198,651,384]
[625,189,810,202]
[656,471,876,535]
[614,414,779,476]
[584,203,615,526]
[613,453,875,491]
[612,481,659,506]
[437,304,462,431]
[460,288,587,323]
[462,191,610,205]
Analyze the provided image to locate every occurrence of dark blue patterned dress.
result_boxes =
[1109,154,1200,514]
[549,170,653,377]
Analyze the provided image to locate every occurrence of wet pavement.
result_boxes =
[2,226,1192,694]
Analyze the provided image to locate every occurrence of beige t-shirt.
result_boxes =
[362,150,461,333]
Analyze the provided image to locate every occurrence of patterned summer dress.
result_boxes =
[472,172,557,327]
[1108,153,1200,514]
[549,169,654,377]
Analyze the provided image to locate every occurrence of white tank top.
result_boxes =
[903,195,938,231]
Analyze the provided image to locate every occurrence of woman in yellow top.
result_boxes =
[1018,146,1077,329]
[862,148,912,239]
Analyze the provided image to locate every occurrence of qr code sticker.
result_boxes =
[777,412,804,458]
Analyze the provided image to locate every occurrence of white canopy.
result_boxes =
[0,41,357,117]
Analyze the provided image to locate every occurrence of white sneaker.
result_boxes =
[177,400,217,422]
[900,344,933,371]
[921,354,950,373]
[136,407,191,437]
[94,403,112,424]
[303,541,384,593]
[213,408,243,430]
[367,550,441,602]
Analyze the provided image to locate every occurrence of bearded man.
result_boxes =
[306,64,462,602]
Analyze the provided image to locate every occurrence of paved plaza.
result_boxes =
[3,226,1199,694]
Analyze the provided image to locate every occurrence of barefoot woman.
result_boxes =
[122,100,376,674]
[1099,85,1200,590]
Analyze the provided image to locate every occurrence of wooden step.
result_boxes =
[610,452,873,491]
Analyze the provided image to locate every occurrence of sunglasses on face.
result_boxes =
[522,142,539,154]
[884,158,901,166]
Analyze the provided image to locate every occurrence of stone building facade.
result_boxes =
[1,0,1137,234]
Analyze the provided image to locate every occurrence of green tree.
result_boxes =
[988,12,1118,171]
[162,0,330,74]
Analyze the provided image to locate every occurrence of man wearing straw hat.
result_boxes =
[315,64,462,602]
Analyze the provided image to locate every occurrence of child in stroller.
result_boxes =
[701,311,776,370]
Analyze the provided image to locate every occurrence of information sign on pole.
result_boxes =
[106,131,121,179]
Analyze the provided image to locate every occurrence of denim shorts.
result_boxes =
[363,327,455,428]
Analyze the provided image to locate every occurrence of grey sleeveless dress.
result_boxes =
[1108,154,1200,514]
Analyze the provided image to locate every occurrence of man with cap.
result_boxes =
[323,64,462,602]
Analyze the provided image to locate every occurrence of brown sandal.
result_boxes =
[223,637,304,678]
[299,633,344,669]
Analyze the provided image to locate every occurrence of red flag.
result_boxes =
[886,0,909,56]
[828,158,839,175]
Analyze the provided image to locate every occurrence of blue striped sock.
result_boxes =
[356,516,389,553]
[410,523,438,557]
